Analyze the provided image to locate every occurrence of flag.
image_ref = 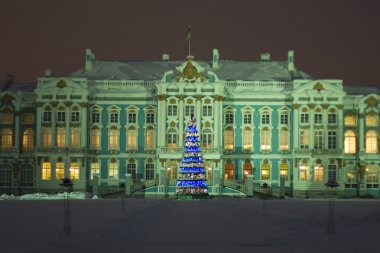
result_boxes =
[185,26,191,41]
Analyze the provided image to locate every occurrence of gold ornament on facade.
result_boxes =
[196,95,202,101]
[157,94,166,101]
[204,98,211,104]
[169,98,176,104]
[187,99,193,104]
[367,110,377,116]
[35,101,44,107]
[366,96,378,106]
[1,94,15,105]
[80,102,88,108]
[170,121,176,127]
[56,80,67,89]
[178,95,185,101]
[175,60,205,83]
[50,101,58,107]
[292,103,299,109]
[205,121,211,127]
[337,104,344,110]
[322,104,329,109]
[214,95,223,101]
[313,83,324,92]
[14,111,20,116]
[64,101,73,107]
[308,103,316,109]
[359,112,364,119]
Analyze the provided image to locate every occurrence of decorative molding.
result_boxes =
[308,103,316,109]
[64,101,73,107]
[56,80,67,88]
[366,96,378,106]
[178,95,185,101]
[214,95,223,101]
[169,98,176,104]
[79,102,88,108]
[196,95,202,101]
[359,112,364,119]
[157,94,166,101]
[204,98,211,104]
[36,101,44,107]
[322,104,329,109]
[292,103,299,109]
[313,82,324,92]
[50,101,58,107]
[1,94,15,105]
[337,104,344,110]
[14,111,20,116]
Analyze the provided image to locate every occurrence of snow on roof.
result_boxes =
[69,60,311,81]
[0,82,37,92]
[344,85,380,95]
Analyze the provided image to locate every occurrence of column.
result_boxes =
[196,95,201,129]
[359,106,365,152]
[214,96,220,148]
[292,104,299,149]
[309,105,315,149]
[13,109,20,151]
[80,104,87,148]
[36,105,42,147]
[157,94,166,148]
[179,95,184,147]
[51,106,57,147]
[338,105,344,149]
[65,106,70,147]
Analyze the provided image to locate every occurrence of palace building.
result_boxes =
[0,49,379,197]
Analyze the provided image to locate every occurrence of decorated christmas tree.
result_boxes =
[176,115,208,197]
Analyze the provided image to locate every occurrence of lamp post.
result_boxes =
[325,179,339,234]
[262,183,269,210]
[59,178,73,237]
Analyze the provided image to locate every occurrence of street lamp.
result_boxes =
[59,178,74,237]
[325,179,339,234]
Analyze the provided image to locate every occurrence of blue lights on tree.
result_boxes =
[176,115,208,196]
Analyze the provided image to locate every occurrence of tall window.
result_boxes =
[261,162,270,180]
[167,128,177,148]
[42,128,52,147]
[42,161,51,180]
[314,113,322,124]
[279,162,289,180]
[0,128,13,148]
[110,111,119,123]
[69,162,79,180]
[56,128,65,147]
[23,114,34,124]
[109,159,118,179]
[146,113,155,124]
[203,105,212,117]
[314,163,324,182]
[328,164,337,181]
[22,128,34,150]
[280,114,289,125]
[279,128,289,150]
[109,126,119,149]
[366,173,379,188]
[300,130,309,149]
[300,113,309,124]
[202,129,213,148]
[20,165,33,186]
[0,113,13,124]
[225,113,233,124]
[328,130,337,149]
[168,105,177,117]
[127,159,137,179]
[243,160,253,180]
[0,165,12,186]
[90,127,100,150]
[71,111,80,122]
[128,112,137,124]
[224,160,234,180]
[328,111,337,124]
[57,111,65,122]
[344,130,356,153]
[345,116,356,126]
[43,111,52,122]
[224,127,234,150]
[55,162,65,180]
[261,113,270,125]
[366,130,378,153]
[185,105,195,117]
[127,127,137,149]
[244,114,252,124]
[146,127,155,149]
[91,111,100,124]
[314,129,323,149]
[70,128,80,147]
[146,162,154,180]
[243,127,253,149]
[90,161,100,179]
[299,163,310,181]
[261,127,271,150]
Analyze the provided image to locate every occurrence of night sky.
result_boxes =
[1,0,380,86]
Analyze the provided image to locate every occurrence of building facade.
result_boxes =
[0,49,379,197]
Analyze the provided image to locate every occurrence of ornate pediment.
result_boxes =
[175,59,206,83]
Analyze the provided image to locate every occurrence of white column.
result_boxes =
[214,96,221,148]
[65,106,70,147]
[13,109,20,151]
[338,106,344,149]
[309,106,315,149]
[51,106,57,147]
[196,95,201,129]
[80,105,87,148]
[359,106,365,152]
[293,105,299,149]
[157,95,166,148]
[36,105,42,147]
[179,96,184,147]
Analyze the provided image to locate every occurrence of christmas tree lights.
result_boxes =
[176,115,209,197]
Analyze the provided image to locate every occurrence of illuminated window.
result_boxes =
[56,128,65,147]
[168,105,177,117]
[127,159,137,179]
[328,130,337,149]
[314,129,323,149]
[243,127,253,149]
[0,128,13,148]
[314,163,324,182]
[261,161,270,180]
[224,160,234,180]
[69,162,79,180]
[243,159,253,180]
[366,130,378,153]
[90,127,100,150]
[202,129,213,148]
[344,130,356,153]
[224,127,234,150]
[42,128,52,147]
[145,160,154,180]
[109,126,119,149]
[146,127,155,149]
[127,126,137,149]
[203,105,212,117]
[300,163,310,181]
[279,128,289,150]
[70,128,80,147]
[55,162,65,180]
[366,173,379,188]
[260,127,271,150]
[22,128,34,150]
[0,113,13,124]
[167,128,177,149]
[90,161,100,179]
[344,116,356,126]
[42,162,51,180]
[23,114,34,124]
[366,116,378,126]
[110,111,119,123]
[300,129,309,149]
[279,162,288,180]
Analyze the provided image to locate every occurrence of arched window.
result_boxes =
[243,159,252,180]
[202,128,213,148]
[243,127,253,150]
[314,160,324,182]
[41,160,51,180]
[279,127,289,150]
[167,128,177,149]
[22,114,34,124]
[20,164,33,186]
[42,127,52,147]
[224,159,234,180]
[127,158,137,179]
[146,126,155,150]
[366,115,378,126]
[279,160,288,180]
[109,126,119,149]
[344,130,356,153]
[145,158,154,180]
[366,130,378,153]
[109,158,118,179]
[55,160,65,180]
[299,160,309,181]
[69,161,79,180]
[260,127,271,150]
[127,126,137,149]
[224,127,234,150]
[0,128,13,149]
[344,115,356,126]
[261,160,270,180]
[90,158,100,179]
[56,128,65,147]
[90,126,100,150]
[0,165,12,186]
[22,128,34,150]
[70,127,80,147]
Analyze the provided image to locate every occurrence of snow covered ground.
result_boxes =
[0,192,92,200]
[0,197,379,253]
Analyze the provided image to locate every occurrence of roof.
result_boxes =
[69,60,311,81]
[344,85,380,95]
[0,82,37,92]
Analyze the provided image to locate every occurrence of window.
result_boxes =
[279,163,288,180]
[70,128,80,147]
[42,128,52,147]
[110,112,119,123]
[328,164,337,181]
[146,127,155,149]
[56,128,65,147]
[300,113,309,124]
[0,128,13,149]
[128,112,137,124]
[328,113,337,124]
[345,116,356,126]
[109,159,118,179]
[168,105,177,117]
[90,162,100,179]
[280,114,289,125]
[366,116,378,126]
[109,126,119,149]
[225,113,233,124]
[314,113,322,124]
[261,162,270,180]
[0,166,12,186]
[300,164,310,181]
[345,172,357,188]
[20,165,33,186]
[261,127,271,150]
[55,162,65,180]
[244,114,252,124]
[22,128,34,150]
[167,128,177,148]
[243,160,253,180]
[261,113,270,125]
[91,111,100,124]
[127,127,137,149]
[344,130,356,153]
[146,113,154,124]
[366,130,378,153]
[279,128,289,150]
[185,105,194,117]
[90,127,100,150]
[0,113,13,124]
[71,111,80,122]
[224,160,234,180]
[23,114,34,124]
[42,162,51,180]
[314,130,323,149]
[69,162,80,180]
[314,164,324,182]
[127,161,137,179]
[224,127,234,150]
[203,105,212,117]
[146,162,154,180]
[328,130,337,149]
[202,129,213,148]
[57,111,65,122]
[43,111,52,122]
[300,130,309,149]
[243,127,253,149]
[366,173,379,188]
